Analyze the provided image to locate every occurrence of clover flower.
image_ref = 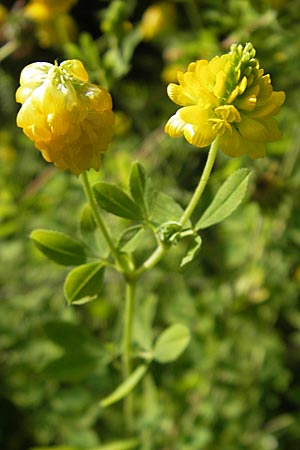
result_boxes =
[165,43,285,158]
[16,59,114,175]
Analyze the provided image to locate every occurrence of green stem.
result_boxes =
[134,243,166,279]
[179,137,219,227]
[81,171,122,267]
[122,280,136,431]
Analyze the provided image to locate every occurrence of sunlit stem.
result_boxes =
[179,137,219,227]
[122,280,136,431]
[81,171,123,268]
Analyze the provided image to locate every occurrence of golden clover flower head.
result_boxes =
[165,42,285,158]
[16,59,114,175]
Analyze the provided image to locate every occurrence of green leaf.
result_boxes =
[151,191,185,226]
[30,229,87,266]
[129,161,154,219]
[134,295,158,352]
[100,365,148,408]
[92,439,139,450]
[180,234,202,267]
[196,169,252,229]
[93,182,143,220]
[79,204,110,260]
[80,204,97,233]
[153,324,191,363]
[117,225,145,252]
[64,262,105,304]
[44,320,101,356]
[42,352,99,382]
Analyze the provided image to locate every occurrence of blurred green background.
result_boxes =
[0,0,300,449]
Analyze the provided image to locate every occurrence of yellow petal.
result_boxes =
[251,91,285,118]
[219,129,245,157]
[16,82,41,104]
[60,59,89,82]
[239,113,281,142]
[183,122,216,148]
[219,129,266,159]
[167,81,198,106]
[179,105,212,125]
[213,71,226,98]
[19,62,52,85]
[165,111,186,137]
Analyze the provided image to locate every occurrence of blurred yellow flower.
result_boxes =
[24,0,77,19]
[16,60,115,175]
[165,43,285,158]
[140,2,176,41]
[0,4,8,25]
[24,0,77,48]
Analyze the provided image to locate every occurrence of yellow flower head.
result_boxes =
[165,43,285,158]
[16,59,114,175]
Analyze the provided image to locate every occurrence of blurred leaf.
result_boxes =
[129,161,154,219]
[92,439,139,450]
[153,324,191,363]
[30,229,87,266]
[196,169,252,229]
[44,320,101,356]
[93,182,143,220]
[100,365,148,407]
[30,447,81,450]
[79,204,110,259]
[64,262,105,304]
[134,295,158,352]
[42,353,99,382]
[80,204,97,233]
[180,234,202,267]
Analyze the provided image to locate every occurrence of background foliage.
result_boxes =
[0,0,300,449]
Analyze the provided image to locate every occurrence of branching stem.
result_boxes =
[135,138,219,278]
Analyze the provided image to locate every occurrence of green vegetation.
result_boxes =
[0,1,299,449]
